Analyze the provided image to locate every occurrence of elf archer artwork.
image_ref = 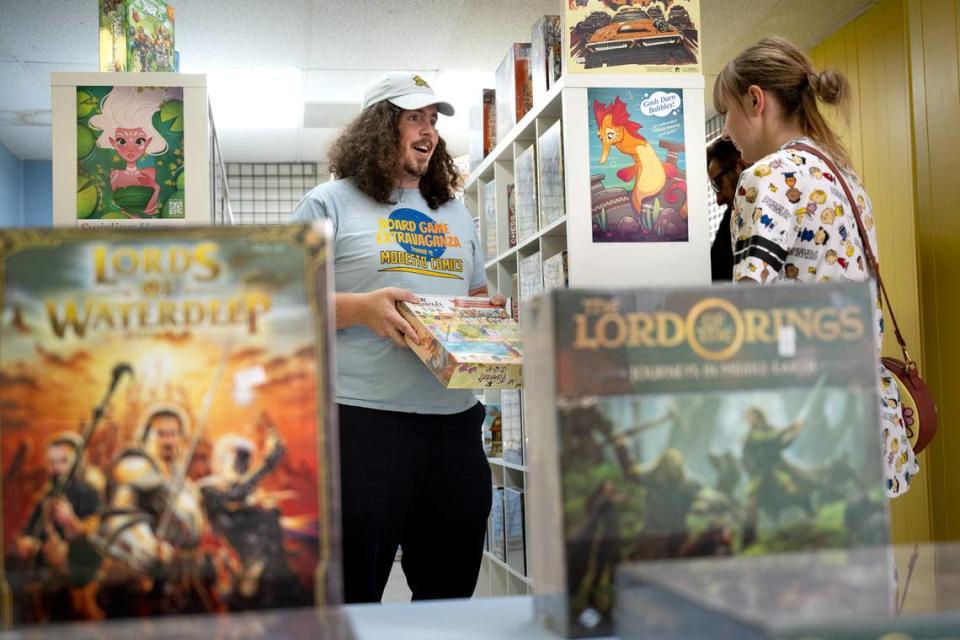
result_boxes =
[589,88,688,243]
[526,284,890,638]
[77,85,185,223]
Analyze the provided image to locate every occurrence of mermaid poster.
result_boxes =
[588,87,688,243]
[76,85,185,223]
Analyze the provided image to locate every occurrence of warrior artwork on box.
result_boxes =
[0,225,336,625]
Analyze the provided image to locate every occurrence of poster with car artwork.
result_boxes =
[565,0,700,74]
[589,87,688,243]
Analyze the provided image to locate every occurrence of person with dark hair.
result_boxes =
[13,433,103,621]
[707,137,745,280]
[99,405,209,616]
[714,36,918,498]
[291,74,498,603]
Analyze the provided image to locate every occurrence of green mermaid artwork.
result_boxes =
[88,86,168,218]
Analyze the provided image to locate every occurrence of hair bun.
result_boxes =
[813,69,848,105]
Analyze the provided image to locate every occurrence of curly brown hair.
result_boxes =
[327,101,461,210]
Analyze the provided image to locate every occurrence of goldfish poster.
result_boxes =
[0,224,340,626]
[588,87,688,243]
[77,85,185,225]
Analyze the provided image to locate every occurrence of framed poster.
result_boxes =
[589,87,688,243]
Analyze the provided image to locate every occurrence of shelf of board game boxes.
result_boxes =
[465,62,707,600]
[479,388,532,597]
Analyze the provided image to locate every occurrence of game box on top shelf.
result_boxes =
[469,89,498,171]
[99,0,176,72]
[495,44,533,142]
[531,15,562,107]
[537,120,566,229]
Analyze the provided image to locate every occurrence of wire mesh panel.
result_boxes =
[226,163,323,225]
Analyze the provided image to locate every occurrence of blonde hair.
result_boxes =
[89,85,168,155]
[713,36,851,168]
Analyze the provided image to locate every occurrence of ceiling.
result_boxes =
[0,0,876,165]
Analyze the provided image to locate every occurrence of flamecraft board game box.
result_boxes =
[0,223,340,625]
[524,283,889,637]
[397,295,523,389]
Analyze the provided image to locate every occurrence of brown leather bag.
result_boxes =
[790,143,937,454]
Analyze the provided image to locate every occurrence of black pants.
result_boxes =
[338,402,492,603]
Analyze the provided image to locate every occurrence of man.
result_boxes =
[13,433,102,621]
[99,405,209,615]
[198,414,308,610]
[707,138,746,281]
[291,73,496,603]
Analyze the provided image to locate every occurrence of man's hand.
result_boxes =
[15,535,40,560]
[50,498,81,538]
[467,287,506,309]
[354,288,421,348]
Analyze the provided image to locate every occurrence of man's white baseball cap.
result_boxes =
[361,73,455,116]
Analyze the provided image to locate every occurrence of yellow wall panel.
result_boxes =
[813,0,932,544]
[906,0,960,543]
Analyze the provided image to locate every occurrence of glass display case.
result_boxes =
[616,543,960,639]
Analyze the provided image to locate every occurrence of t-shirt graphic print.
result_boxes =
[291,179,486,415]
[377,208,469,281]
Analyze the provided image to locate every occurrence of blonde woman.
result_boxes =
[714,36,918,497]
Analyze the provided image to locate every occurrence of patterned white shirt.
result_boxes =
[731,137,918,497]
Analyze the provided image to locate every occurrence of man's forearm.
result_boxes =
[335,292,366,330]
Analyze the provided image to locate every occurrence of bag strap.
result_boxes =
[788,142,916,371]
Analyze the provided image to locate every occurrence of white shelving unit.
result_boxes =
[465,72,711,597]
[474,451,533,597]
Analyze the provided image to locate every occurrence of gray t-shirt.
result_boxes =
[291,178,486,414]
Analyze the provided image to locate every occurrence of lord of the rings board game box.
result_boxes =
[524,282,889,637]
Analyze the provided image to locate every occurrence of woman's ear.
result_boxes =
[747,85,765,116]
